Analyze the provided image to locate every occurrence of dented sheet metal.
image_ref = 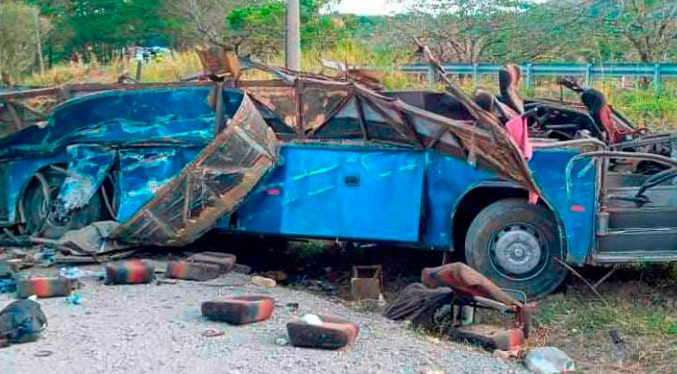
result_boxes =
[1,55,541,247]
[0,83,213,142]
[239,74,538,194]
[56,145,116,214]
[111,94,278,246]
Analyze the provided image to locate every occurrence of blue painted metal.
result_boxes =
[0,82,599,264]
[0,87,244,161]
[56,145,116,213]
[116,147,202,222]
[400,62,677,89]
[0,86,246,226]
[233,144,597,264]
[234,144,425,242]
[0,154,67,224]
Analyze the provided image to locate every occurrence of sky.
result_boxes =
[333,0,410,15]
[332,0,549,15]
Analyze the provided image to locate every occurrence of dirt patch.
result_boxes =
[0,265,526,374]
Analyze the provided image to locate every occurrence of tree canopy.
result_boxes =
[1,0,676,79]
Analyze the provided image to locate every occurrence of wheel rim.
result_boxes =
[488,223,549,281]
[25,171,71,236]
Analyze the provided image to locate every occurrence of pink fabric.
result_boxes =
[505,115,533,160]
[505,115,539,204]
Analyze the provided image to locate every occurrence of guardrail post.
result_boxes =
[585,63,592,87]
[472,64,479,87]
[136,60,143,81]
[427,65,435,89]
[525,64,533,90]
[654,63,661,91]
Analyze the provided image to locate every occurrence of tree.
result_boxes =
[225,0,353,57]
[0,1,49,80]
[29,0,175,63]
[396,0,529,63]
[592,0,677,62]
[165,0,252,48]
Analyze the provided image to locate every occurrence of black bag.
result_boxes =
[0,300,47,344]
[383,283,453,330]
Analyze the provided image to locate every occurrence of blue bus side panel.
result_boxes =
[422,152,496,248]
[423,149,596,263]
[528,150,597,264]
[234,145,425,242]
[117,147,202,222]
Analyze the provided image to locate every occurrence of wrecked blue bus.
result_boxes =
[0,59,676,299]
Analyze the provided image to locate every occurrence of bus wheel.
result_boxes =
[22,167,102,239]
[464,198,568,299]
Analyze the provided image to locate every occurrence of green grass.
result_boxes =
[530,276,677,374]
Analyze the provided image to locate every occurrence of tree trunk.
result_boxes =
[35,11,44,74]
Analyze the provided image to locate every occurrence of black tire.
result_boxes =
[22,167,102,239]
[464,198,568,299]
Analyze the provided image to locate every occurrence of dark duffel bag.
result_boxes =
[0,300,47,345]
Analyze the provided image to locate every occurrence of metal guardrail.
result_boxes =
[400,63,677,90]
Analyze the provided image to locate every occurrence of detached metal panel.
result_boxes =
[236,144,425,242]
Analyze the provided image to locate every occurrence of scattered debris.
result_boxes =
[299,314,323,326]
[59,267,105,280]
[156,279,178,286]
[609,329,624,345]
[0,279,16,294]
[201,296,275,325]
[452,324,525,352]
[493,349,515,361]
[286,314,359,350]
[0,259,22,278]
[34,350,54,357]
[284,302,300,312]
[418,263,532,352]
[524,347,576,374]
[232,264,252,274]
[262,270,288,282]
[104,260,155,285]
[384,283,454,329]
[251,275,276,288]
[16,277,73,299]
[32,221,133,259]
[201,329,225,338]
[186,252,236,274]
[0,300,47,344]
[66,293,82,305]
[351,265,383,301]
[274,336,289,346]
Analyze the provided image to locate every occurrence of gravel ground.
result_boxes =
[0,266,528,374]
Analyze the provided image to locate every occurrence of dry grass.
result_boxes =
[18,48,677,131]
[529,265,677,374]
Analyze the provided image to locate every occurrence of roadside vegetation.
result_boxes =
[20,49,677,132]
[2,0,677,130]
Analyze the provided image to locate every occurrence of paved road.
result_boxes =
[0,267,527,374]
